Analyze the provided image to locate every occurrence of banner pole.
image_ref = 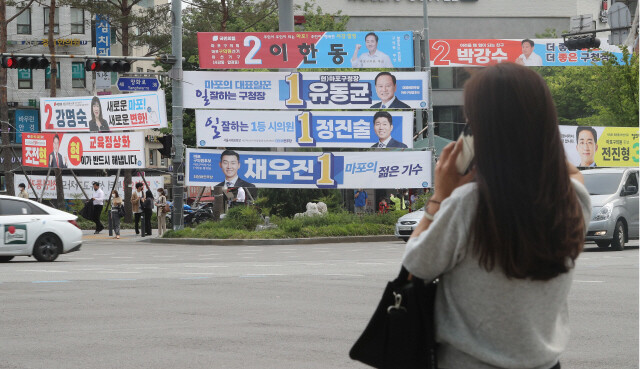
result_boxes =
[170,0,185,230]
[423,0,436,188]
[69,168,89,200]
[39,167,51,203]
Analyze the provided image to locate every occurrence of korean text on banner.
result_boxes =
[186,148,432,189]
[40,90,167,132]
[95,15,111,89]
[13,175,164,199]
[429,39,624,67]
[22,132,146,169]
[560,125,639,168]
[197,31,414,69]
[183,71,428,110]
[196,110,414,148]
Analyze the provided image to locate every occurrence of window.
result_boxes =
[70,8,84,34]
[0,199,33,215]
[72,62,86,88]
[18,69,32,89]
[623,172,638,195]
[16,8,31,34]
[137,67,144,73]
[45,63,61,89]
[431,68,470,89]
[43,7,59,34]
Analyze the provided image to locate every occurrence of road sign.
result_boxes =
[117,77,160,91]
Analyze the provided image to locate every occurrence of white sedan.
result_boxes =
[0,195,83,262]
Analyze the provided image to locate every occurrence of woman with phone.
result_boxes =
[403,63,591,369]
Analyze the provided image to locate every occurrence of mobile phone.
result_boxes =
[455,125,474,175]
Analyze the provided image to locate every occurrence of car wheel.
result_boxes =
[611,220,626,251]
[33,233,61,262]
[0,256,14,263]
[596,241,610,249]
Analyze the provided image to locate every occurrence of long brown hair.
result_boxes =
[464,63,585,281]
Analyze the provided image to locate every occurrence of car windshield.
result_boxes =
[583,172,624,195]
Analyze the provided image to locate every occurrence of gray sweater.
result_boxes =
[403,179,591,369]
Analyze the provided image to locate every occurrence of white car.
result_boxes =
[0,195,83,262]
[395,209,425,242]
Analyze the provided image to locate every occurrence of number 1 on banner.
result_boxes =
[285,72,306,108]
[316,153,335,187]
[296,112,315,145]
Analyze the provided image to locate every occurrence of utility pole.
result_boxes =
[170,0,184,230]
[422,0,436,187]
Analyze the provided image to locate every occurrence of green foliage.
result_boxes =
[220,206,263,230]
[255,189,343,217]
[295,1,349,32]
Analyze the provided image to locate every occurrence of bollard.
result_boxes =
[108,211,113,237]
[140,212,145,238]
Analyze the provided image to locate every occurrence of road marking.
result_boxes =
[32,280,69,283]
[574,280,605,283]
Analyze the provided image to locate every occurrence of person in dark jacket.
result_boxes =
[143,190,154,236]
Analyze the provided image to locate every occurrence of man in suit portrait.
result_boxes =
[370,72,410,109]
[371,111,407,148]
[48,134,67,168]
[216,149,256,189]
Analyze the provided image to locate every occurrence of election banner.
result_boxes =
[560,125,639,168]
[197,31,414,69]
[95,15,111,89]
[22,132,146,169]
[429,39,623,67]
[186,148,432,189]
[196,110,414,148]
[13,175,164,200]
[14,109,39,143]
[40,90,167,132]
[183,71,428,110]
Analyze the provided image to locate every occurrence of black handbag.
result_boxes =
[117,205,125,218]
[349,266,438,369]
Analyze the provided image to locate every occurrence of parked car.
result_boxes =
[395,209,424,242]
[0,195,83,262]
[582,168,639,251]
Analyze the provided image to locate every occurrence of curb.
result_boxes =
[141,235,401,246]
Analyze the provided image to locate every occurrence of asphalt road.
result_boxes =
[0,236,637,369]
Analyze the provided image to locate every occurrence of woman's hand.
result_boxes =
[567,160,584,184]
[432,140,476,202]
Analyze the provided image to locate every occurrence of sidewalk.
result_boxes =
[81,228,161,241]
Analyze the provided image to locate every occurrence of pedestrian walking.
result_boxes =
[110,190,123,239]
[402,63,591,369]
[17,183,29,199]
[143,190,154,236]
[155,188,167,237]
[354,189,367,214]
[131,182,145,235]
[91,182,105,234]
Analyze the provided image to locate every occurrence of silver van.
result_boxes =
[582,168,639,251]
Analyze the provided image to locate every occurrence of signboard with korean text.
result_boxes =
[22,132,146,169]
[197,31,414,69]
[13,175,164,200]
[196,110,414,148]
[95,15,111,89]
[14,109,39,143]
[183,71,428,110]
[429,39,624,67]
[186,149,432,189]
[40,90,167,132]
[560,125,639,168]
[117,77,160,92]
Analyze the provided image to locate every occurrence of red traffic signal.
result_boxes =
[1,56,49,69]
[85,59,132,72]
[1,56,18,68]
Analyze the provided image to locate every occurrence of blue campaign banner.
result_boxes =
[14,109,39,143]
[195,110,414,148]
[95,15,111,89]
[186,149,432,189]
[183,71,429,110]
[197,31,414,69]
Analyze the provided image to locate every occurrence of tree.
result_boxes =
[1,0,36,195]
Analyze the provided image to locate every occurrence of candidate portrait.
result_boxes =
[370,72,410,109]
[371,111,407,148]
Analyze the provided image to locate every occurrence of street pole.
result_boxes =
[278,0,294,32]
[423,0,436,188]
[171,0,184,230]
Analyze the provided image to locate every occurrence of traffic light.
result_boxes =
[0,56,49,69]
[85,58,131,72]
[158,136,172,158]
[564,35,601,50]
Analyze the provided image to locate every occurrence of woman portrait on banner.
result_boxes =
[110,190,124,239]
[403,63,591,369]
[88,96,110,132]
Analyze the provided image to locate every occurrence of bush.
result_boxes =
[221,206,263,230]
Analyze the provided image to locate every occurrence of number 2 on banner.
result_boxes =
[316,153,335,186]
[296,112,314,145]
[44,104,53,130]
[285,73,305,108]
[244,36,262,65]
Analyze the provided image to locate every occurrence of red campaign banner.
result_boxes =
[430,39,522,66]
[22,132,146,169]
[198,32,326,69]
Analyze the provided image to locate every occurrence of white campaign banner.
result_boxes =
[40,90,167,132]
[183,71,429,110]
[22,132,146,169]
[195,110,414,148]
[14,175,165,200]
[186,148,432,189]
